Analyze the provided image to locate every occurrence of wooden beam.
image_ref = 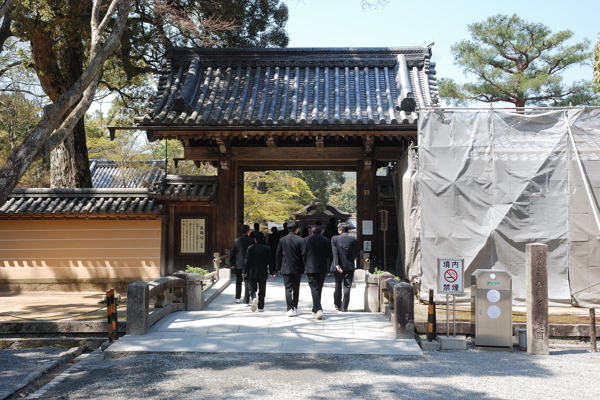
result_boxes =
[266,136,278,148]
[184,145,409,164]
[216,137,230,154]
[316,135,324,149]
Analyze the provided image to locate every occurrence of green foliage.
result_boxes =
[441,14,592,108]
[594,36,600,92]
[244,171,314,225]
[186,265,209,275]
[372,268,386,275]
[289,170,345,212]
[0,91,49,187]
[329,177,356,214]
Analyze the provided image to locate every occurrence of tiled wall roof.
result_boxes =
[0,189,162,216]
[90,160,165,188]
[137,46,438,129]
[152,175,217,201]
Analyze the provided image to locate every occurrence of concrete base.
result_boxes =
[474,345,514,352]
[437,335,467,350]
[218,269,231,280]
[420,340,440,351]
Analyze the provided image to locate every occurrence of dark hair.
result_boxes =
[315,220,322,226]
[338,222,350,233]
[311,225,323,234]
[241,224,251,233]
[254,231,265,242]
[329,217,336,224]
[287,219,299,232]
[253,223,260,229]
[271,226,278,232]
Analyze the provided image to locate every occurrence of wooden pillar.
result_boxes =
[526,243,550,355]
[216,159,239,256]
[357,159,378,268]
[166,205,176,276]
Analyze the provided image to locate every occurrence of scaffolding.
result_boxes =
[397,107,600,307]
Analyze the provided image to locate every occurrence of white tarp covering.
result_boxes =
[408,108,600,307]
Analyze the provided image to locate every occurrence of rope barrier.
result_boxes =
[0,306,106,322]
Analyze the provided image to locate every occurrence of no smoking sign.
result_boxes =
[438,258,464,295]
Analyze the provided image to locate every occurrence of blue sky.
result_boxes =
[284,0,599,90]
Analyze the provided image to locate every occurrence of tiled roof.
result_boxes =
[152,175,217,201]
[293,203,352,218]
[377,177,395,200]
[137,46,438,129]
[90,160,165,188]
[0,189,162,216]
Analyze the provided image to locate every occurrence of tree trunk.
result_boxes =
[50,116,92,188]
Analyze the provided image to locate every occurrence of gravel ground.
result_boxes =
[23,344,600,400]
[0,345,68,394]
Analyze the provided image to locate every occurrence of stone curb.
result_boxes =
[0,345,86,400]
[26,348,105,399]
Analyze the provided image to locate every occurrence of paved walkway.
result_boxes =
[105,274,422,357]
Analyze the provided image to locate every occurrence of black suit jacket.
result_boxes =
[243,243,275,280]
[302,234,331,275]
[331,233,358,272]
[276,232,305,274]
[230,235,255,270]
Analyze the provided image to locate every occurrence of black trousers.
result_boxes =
[282,273,302,311]
[306,273,326,313]
[333,269,354,312]
[248,278,267,310]
[235,268,250,303]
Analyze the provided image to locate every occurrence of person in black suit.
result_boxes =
[302,225,331,320]
[229,225,255,305]
[268,226,280,262]
[276,219,304,316]
[243,231,275,312]
[331,222,358,312]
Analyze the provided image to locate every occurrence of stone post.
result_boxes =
[526,243,549,355]
[173,271,187,307]
[365,274,379,312]
[393,282,415,339]
[379,272,394,312]
[126,281,149,335]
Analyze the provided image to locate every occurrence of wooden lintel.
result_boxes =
[183,147,220,161]
[184,145,407,164]
[182,139,190,147]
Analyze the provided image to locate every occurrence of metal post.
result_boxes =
[427,289,435,342]
[591,308,597,353]
[110,288,118,341]
[446,294,449,337]
[106,290,113,343]
[452,294,456,337]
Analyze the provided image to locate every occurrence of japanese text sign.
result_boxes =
[438,258,464,294]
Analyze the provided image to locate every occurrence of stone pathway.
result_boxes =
[105,274,422,357]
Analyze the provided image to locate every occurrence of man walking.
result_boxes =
[243,231,275,312]
[276,220,304,317]
[230,225,254,305]
[331,222,358,312]
[302,225,330,320]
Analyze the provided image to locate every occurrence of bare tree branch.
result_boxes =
[0,0,132,206]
